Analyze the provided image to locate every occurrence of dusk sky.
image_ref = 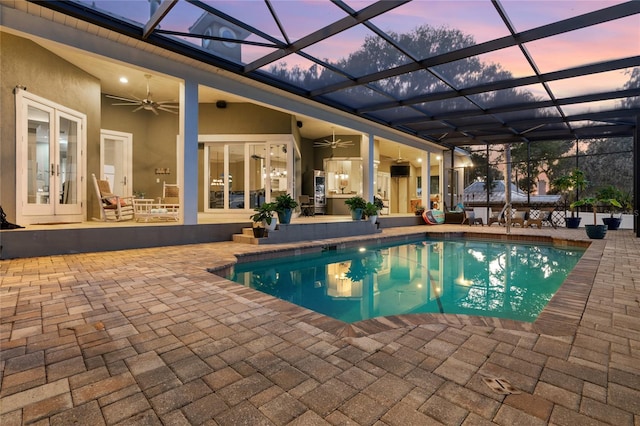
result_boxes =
[90,0,638,110]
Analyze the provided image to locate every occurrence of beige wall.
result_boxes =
[199,103,292,134]
[1,32,101,221]
[101,96,179,202]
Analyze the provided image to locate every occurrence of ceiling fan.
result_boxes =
[106,74,178,115]
[314,128,354,149]
[393,148,406,163]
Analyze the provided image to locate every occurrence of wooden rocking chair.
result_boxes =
[92,174,135,222]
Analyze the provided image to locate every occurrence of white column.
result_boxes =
[422,151,430,209]
[362,133,375,201]
[180,79,198,225]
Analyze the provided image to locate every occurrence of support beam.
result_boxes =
[635,116,639,237]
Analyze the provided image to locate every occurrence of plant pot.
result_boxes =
[602,217,621,230]
[263,217,277,232]
[585,224,607,239]
[277,208,292,224]
[565,217,581,228]
[252,227,266,238]
[368,215,378,224]
[351,208,363,220]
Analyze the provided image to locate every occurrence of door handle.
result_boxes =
[56,164,60,176]
[51,164,55,176]
[123,176,127,185]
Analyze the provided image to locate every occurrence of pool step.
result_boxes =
[232,220,382,244]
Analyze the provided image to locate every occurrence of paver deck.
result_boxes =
[1,225,638,425]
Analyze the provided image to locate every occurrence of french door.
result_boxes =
[16,88,86,224]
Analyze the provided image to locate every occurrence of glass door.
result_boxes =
[25,102,54,213]
[100,130,133,198]
[204,139,293,212]
[16,89,86,224]
[55,111,82,215]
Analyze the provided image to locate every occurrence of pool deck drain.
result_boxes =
[1,225,639,425]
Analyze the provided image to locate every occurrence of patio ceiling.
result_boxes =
[33,0,640,149]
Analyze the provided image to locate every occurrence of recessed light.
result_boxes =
[119,77,129,84]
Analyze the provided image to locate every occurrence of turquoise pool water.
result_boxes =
[228,238,585,323]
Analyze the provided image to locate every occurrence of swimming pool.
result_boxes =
[228,238,585,323]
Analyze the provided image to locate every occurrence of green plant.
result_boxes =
[552,168,588,218]
[250,202,276,225]
[363,202,381,217]
[344,196,366,211]
[274,193,298,212]
[596,185,624,217]
[374,197,385,211]
[571,197,621,225]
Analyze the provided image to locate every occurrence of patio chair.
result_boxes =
[488,205,507,226]
[161,182,180,204]
[511,208,529,227]
[526,208,556,228]
[299,195,314,216]
[462,209,483,226]
[91,173,134,222]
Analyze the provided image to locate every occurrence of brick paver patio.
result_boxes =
[1,225,638,425]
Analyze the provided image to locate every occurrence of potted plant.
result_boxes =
[552,168,587,228]
[345,195,367,220]
[274,193,298,224]
[414,205,425,216]
[250,202,277,233]
[596,185,624,230]
[363,201,381,224]
[571,196,621,239]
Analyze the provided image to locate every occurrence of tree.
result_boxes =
[268,25,536,114]
[466,149,501,192]
[579,137,633,198]
[510,140,574,193]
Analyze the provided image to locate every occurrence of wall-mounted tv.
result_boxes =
[390,164,410,177]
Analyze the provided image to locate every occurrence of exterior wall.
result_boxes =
[101,96,179,204]
[198,103,291,134]
[0,31,101,221]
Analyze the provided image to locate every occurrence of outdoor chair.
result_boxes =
[462,209,483,226]
[91,173,135,222]
[488,205,507,226]
[161,182,180,204]
[526,208,556,228]
[299,195,314,216]
[511,208,529,227]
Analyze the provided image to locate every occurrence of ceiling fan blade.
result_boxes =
[110,102,141,106]
[132,105,144,113]
[157,106,178,114]
[150,105,159,115]
[156,101,179,106]
[106,94,139,103]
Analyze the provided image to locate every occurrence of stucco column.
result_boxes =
[422,151,430,209]
[180,79,198,225]
[362,133,375,201]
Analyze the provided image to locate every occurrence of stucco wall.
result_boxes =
[101,96,179,202]
[0,31,101,221]
[198,103,292,134]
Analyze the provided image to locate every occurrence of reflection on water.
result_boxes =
[229,239,584,323]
